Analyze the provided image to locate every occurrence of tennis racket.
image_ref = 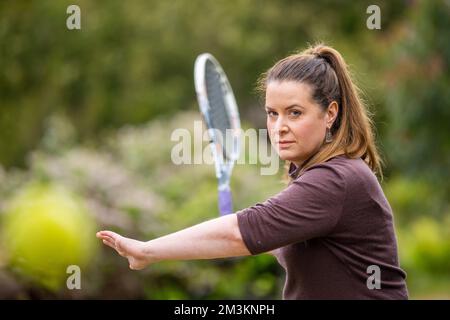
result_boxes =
[194,53,241,216]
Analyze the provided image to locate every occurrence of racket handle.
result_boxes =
[218,188,233,216]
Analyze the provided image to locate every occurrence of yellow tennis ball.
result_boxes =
[1,182,97,291]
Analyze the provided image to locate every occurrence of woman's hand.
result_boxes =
[96,231,152,270]
[96,215,250,269]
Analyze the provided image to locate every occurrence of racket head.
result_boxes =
[194,53,241,174]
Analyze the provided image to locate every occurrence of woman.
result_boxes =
[97,44,408,299]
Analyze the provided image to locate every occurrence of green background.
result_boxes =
[0,0,449,299]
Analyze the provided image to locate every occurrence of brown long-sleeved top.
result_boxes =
[237,155,408,299]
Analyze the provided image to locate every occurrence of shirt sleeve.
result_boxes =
[236,163,347,255]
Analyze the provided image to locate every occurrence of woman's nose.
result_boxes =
[274,117,289,134]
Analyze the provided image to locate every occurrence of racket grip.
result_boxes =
[218,188,233,216]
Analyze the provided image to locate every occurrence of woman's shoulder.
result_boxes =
[295,155,382,205]
[300,154,376,184]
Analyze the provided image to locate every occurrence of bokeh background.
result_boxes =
[0,0,449,299]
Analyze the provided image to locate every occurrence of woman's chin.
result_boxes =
[277,151,304,163]
[278,153,299,162]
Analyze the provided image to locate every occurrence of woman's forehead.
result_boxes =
[265,81,314,108]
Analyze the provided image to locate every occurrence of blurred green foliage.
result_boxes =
[0,0,410,167]
[0,112,284,299]
[0,0,449,299]
[381,0,450,197]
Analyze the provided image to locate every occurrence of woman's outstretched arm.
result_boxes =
[96,213,251,270]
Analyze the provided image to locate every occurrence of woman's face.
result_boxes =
[265,81,338,166]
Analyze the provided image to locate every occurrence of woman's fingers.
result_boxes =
[102,239,116,250]
[98,234,127,256]
[97,231,124,247]
[99,234,115,243]
[97,230,121,241]
[97,230,123,251]
[102,240,128,258]
[97,237,149,271]
[96,231,145,267]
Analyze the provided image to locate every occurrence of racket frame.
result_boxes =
[194,53,241,214]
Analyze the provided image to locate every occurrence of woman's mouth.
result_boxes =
[278,140,295,149]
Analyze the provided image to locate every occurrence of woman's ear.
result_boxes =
[326,101,339,127]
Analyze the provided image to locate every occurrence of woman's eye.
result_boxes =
[266,111,277,117]
[290,110,302,117]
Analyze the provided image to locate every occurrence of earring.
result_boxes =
[325,127,333,143]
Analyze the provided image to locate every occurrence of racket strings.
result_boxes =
[205,60,233,160]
